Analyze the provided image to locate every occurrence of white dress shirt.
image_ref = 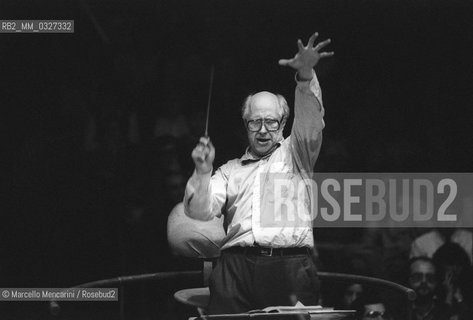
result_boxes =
[184,71,325,250]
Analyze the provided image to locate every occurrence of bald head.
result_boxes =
[241,91,289,121]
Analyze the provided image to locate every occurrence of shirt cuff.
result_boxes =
[295,69,315,83]
[184,170,213,219]
[295,70,323,106]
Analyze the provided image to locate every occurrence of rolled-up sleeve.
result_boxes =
[184,165,228,221]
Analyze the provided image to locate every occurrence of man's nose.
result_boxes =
[258,123,268,133]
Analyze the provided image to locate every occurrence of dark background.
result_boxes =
[1,0,473,318]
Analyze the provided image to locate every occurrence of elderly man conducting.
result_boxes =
[184,32,333,314]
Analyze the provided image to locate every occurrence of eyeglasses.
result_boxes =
[365,311,386,319]
[409,272,436,283]
[246,118,283,132]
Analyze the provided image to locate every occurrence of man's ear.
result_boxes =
[280,117,287,130]
[242,118,248,131]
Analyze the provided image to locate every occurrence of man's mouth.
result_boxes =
[417,285,431,295]
[256,137,271,144]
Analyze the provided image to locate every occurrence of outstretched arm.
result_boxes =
[279,33,334,172]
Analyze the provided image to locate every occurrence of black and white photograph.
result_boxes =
[2,1,473,319]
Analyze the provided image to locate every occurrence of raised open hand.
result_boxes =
[278,32,334,80]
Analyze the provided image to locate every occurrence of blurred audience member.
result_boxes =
[360,193,425,282]
[335,283,364,310]
[353,290,391,320]
[410,228,472,265]
[432,242,472,320]
[408,257,452,320]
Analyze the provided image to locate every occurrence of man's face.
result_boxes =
[362,303,387,320]
[409,260,437,298]
[245,92,285,157]
[343,283,363,308]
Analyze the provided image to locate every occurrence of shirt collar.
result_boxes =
[240,141,282,165]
